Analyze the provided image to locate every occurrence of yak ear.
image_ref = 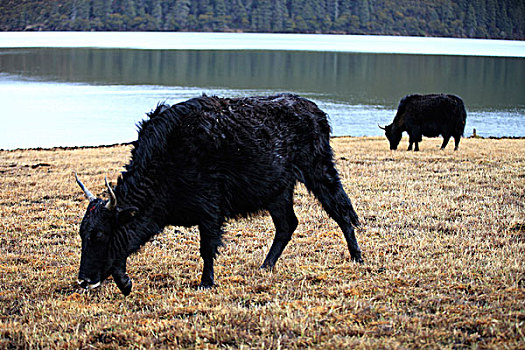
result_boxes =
[105,177,117,211]
[117,206,139,225]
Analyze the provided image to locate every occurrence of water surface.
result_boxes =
[1,47,523,149]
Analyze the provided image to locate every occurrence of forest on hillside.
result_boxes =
[1,0,524,40]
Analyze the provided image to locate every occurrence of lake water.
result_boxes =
[0,33,524,149]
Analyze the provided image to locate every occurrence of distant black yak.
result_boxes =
[380,94,467,151]
[75,94,362,295]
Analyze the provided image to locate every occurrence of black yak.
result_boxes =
[380,94,467,151]
[75,94,362,295]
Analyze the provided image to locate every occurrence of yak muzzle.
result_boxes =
[78,278,101,290]
[78,272,131,296]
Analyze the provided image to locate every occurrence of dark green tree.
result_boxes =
[172,0,191,30]
[230,0,249,29]
[150,0,163,29]
[357,0,370,30]
[327,0,339,21]
[252,0,272,31]
[0,0,523,39]
[301,0,318,32]
[213,0,228,30]
[485,0,498,36]
[464,3,477,37]
[496,1,511,37]
[271,0,288,32]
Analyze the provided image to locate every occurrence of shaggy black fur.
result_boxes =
[76,94,361,295]
[381,94,467,151]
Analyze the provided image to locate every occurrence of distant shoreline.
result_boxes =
[2,136,525,153]
[1,32,524,57]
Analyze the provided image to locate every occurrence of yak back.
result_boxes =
[393,94,466,136]
[116,94,332,222]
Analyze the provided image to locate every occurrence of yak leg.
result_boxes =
[112,258,132,296]
[407,130,415,151]
[441,135,451,149]
[453,135,461,150]
[303,165,363,263]
[413,134,421,151]
[408,133,420,151]
[408,128,421,151]
[261,189,298,269]
[198,218,224,288]
[408,137,420,151]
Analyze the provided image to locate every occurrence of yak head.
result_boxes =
[379,124,402,150]
[75,174,135,296]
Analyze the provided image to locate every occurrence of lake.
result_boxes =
[0,33,524,149]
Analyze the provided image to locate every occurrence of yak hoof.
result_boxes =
[351,252,364,264]
[259,262,275,271]
[197,282,214,290]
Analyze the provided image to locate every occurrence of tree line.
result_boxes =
[1,0,524,40]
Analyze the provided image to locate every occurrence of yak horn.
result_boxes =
[105,177,117,211]
[75,173,96,202]
[378,124,386,130]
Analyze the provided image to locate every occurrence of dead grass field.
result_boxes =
[0,137,524,349]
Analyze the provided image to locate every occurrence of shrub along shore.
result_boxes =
[0,137,524,348]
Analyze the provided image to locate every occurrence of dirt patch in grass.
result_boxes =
[1,137,524,349]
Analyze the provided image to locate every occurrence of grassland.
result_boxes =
[0,137,524,349]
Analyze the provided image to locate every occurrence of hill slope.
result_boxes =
[1,0,524,40]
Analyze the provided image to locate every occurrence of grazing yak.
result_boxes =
[380,94,467,151]
[75,94,362,295]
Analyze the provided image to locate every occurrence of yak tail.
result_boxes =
[451,95,467,136]
[459,106,467,137]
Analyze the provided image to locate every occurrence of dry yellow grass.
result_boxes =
[0,137,524,349]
